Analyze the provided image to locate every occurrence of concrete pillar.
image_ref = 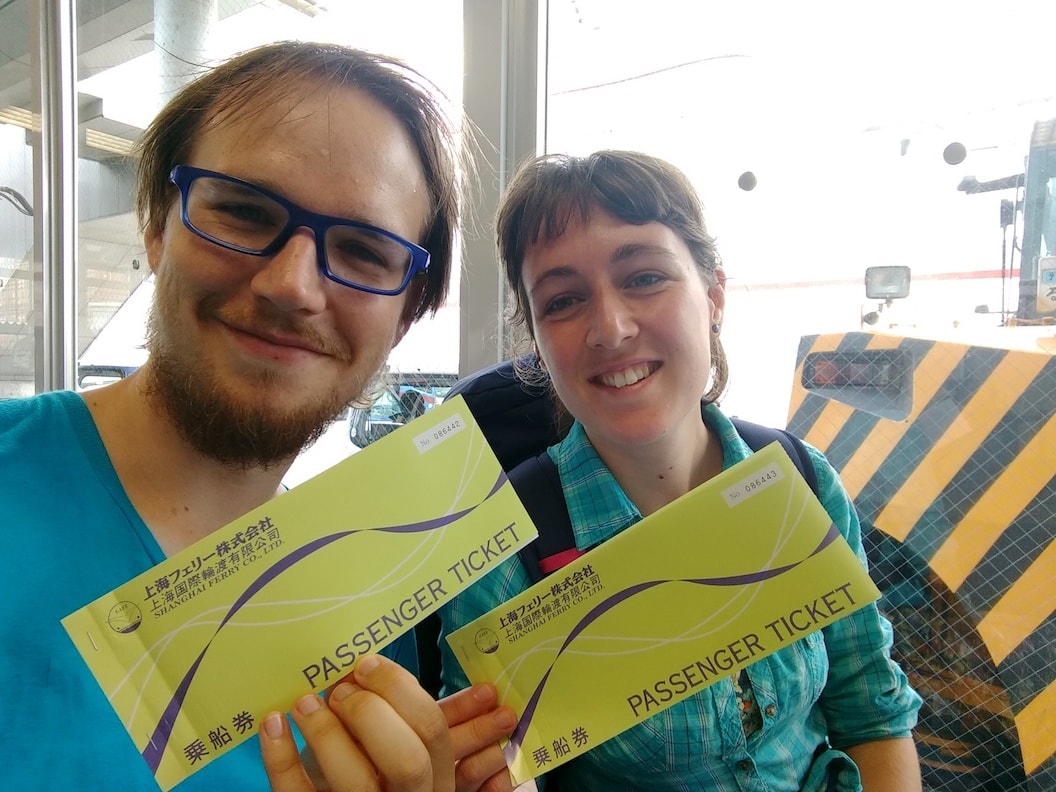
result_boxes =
[155,0,218,101]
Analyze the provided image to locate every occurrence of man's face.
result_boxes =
[144,81,431,467]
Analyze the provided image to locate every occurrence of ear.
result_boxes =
[708,266,727,328]
[144,223,164,276]
[533,342,547,371]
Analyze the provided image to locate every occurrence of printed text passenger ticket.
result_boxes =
[62,396,538,791]
[448,442,881,785]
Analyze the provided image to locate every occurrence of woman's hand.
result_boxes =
[439,684,518,792]
[259,655,518,792]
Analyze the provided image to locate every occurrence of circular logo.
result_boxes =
[474,627,500,654]
[107,601,143,634]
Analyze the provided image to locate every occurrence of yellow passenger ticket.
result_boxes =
[447,442,881,785]
[61,396,537,791]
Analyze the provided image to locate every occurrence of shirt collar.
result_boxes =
[550,402,751,551]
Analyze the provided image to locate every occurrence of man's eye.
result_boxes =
[334,240,392,270]
[216,202,278,227]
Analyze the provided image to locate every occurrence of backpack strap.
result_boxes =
[511,419,820,583]
[413,452,581,698]
[509,452,582,585]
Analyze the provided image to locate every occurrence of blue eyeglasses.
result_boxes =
[169,165,430,296]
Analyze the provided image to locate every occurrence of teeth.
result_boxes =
[602,364,652,388]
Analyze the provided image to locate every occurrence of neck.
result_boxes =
[82,371,291,556]
[590,418,721,517]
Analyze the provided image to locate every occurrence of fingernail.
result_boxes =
[356,654,381,675]
[473,684,497,705]
[330,682,359,702]
[263,712,285,739]
[296,694,322,715]
[494,708,517,730]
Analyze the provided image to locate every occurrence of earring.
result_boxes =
[711,322,721,334]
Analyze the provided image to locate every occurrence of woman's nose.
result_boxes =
[585,291,635,348]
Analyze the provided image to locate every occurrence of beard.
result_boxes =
[144,280,368,470]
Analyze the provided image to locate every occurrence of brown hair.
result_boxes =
[496,150,728,403]
[135,40,466,319]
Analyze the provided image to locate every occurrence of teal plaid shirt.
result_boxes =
[439,403,921,791]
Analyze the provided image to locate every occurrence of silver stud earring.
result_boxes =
[711,322,721,334]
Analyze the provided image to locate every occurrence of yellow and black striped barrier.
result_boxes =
[787,329,1056,791]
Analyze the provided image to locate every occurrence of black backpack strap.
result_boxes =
[730,417,819,496]
[509,452,580,585]
[414,451,578,698]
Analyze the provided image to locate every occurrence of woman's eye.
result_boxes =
[542,294,579,316]
[628,271,666,288]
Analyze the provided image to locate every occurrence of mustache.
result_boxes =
[200,296,351,360]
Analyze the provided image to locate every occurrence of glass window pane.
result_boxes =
[0,0,38,397]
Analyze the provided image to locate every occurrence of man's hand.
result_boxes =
[260,655,453,791]
[259,655,518,792]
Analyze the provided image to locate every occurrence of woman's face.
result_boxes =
[522,209,725,455]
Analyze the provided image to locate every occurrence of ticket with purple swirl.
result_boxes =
[61,395,537,791]
[446,441,880,785]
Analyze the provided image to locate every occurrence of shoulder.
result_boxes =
[0,390,88,447]
[794,440,864,552]
[0,389,82,419]
[798,441,853,507]
[701,403,750,460]
[705,405,860,544]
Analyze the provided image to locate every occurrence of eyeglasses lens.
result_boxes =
[186,175,412,292]
[186,176,290,254]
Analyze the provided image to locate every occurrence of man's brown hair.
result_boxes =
[135,40,465,319]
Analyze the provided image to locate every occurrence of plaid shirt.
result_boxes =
[439,403,921,791]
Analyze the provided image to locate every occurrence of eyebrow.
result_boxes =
[527,265,576,298]
[610,242,676,263]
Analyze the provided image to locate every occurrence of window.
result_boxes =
[0,0,39,397]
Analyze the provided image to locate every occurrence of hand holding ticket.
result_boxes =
[61,397,537,791]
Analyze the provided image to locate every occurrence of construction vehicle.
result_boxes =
[785,120,1056,790]
[954,117,1056,324]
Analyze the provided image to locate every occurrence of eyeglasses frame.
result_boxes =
[168,165,430,296]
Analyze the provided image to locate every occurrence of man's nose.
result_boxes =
[250,227,327,313]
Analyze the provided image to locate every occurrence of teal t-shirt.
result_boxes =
[0,390,415,790]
